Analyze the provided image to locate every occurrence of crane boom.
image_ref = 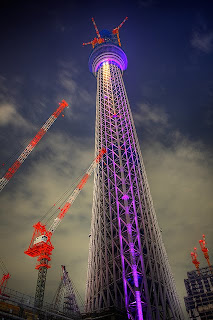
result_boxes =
[91,17,101,38]
[48,147,106,234]
[0,100,69,192]
[112,17,128,47]
[83,41,93,46]
[191,247,200,272]
[116,16,128,30]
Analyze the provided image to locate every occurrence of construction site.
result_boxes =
[184,235,213,319]
[1,12,213,320]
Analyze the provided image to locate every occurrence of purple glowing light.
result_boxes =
[101,62,143,319]
[95,59,124,73]
[136,291,143,320]
[122,194,129,200]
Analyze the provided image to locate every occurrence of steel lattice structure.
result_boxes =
[84,20,184,320]
[53,266,81,319]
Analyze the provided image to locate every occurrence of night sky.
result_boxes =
[0,0,213,318]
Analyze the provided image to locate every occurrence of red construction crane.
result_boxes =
[24,147,106,308]
[83,17,128,48]
[0,100,69,192]
[199,234,211,268]
[82,18,103,48]
[91,17,101,39]
[191,247,200,273]
[112,17,128,47]
[0,258,10,295]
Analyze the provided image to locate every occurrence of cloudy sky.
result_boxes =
[0,0,213,318]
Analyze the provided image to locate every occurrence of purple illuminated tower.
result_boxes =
[84,20,184,320]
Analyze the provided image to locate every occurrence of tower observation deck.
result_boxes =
[84,19,184,320]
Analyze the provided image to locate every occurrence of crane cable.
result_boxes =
[0,108,66,173]
[40,165,91,225]
[0,135,34,171]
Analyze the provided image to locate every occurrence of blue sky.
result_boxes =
[0,0,213,317]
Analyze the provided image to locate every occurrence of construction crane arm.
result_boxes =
[0,100,69,192]
[191,247,200,271]
[91,17,101,38]
[112,17,128,47]
[83,41,93,46]
[24,147,106,262]
[48,147,106,234]
[199,234,208,251]
[117,17,128,30]
[199,234,211,267]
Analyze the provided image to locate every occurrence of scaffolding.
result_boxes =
[184,266,213,319]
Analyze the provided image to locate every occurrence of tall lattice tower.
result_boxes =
[84,18,184,320]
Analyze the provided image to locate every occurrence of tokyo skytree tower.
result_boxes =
[83,18,184,320]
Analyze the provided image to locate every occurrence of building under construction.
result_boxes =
[184,235,213,319]
[0,263,84,320]
[0,286,80,320]
[184,266,213,319]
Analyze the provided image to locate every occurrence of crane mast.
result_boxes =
[0,100,68,192]
[24,148,106,308]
